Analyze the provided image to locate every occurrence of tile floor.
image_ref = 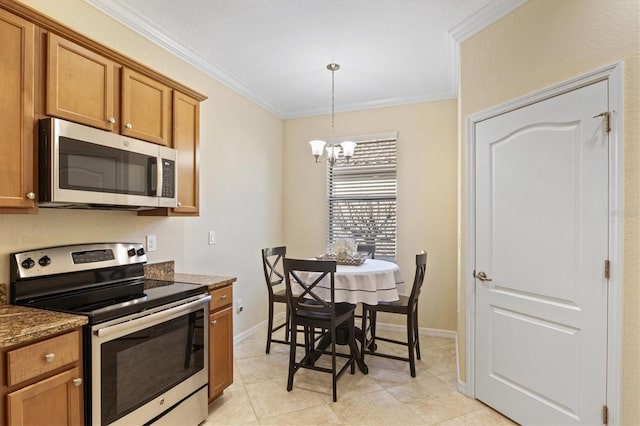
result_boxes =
[203,326,516,425]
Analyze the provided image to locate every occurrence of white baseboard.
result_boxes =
[235,312,457,344]
[457,379,468,395]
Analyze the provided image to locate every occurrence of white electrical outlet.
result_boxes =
[146,235,157,252]
[208,231,216,245]
[236,299,243,313]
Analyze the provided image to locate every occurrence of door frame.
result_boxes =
[463,62,624,423]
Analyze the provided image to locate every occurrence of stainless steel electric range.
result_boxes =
[10,243,211,426]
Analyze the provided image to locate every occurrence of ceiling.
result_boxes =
[85,0,525,119]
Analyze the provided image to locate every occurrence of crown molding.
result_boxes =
[85,0,526,119]
[449,0,527,43]
[83,0,288,117]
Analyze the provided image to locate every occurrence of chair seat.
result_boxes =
[273,288,288,303]
[297,302,355,321]
[368,295,410,314]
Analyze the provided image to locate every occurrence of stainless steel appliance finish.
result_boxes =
[10,243,209,426]
[38,117,178,210]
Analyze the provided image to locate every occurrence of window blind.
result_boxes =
[327,136,397,259]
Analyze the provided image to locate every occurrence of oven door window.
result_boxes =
[100,310,204,425]
[59,136,157,196]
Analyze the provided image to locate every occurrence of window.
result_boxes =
[327,133,397,260]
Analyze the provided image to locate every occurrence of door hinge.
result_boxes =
[593,111,611,133]
[602,405,608,425]
[605,260,610,279]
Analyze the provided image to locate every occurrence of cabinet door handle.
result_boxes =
[108,117,116,124]
[125,123,133,129]
[72,378,82,387]
[177,201,182,207]
[44,353,55,362]
[26,192,35,200]
[212,320,218,326]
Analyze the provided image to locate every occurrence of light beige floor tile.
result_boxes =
[330,388,425,425]
[258,403,344,425]
[204,386,259,426]
[245,378,327,420]
[407,391,485,425]
[386,375,453,404]
[436,406,518,426]
[236,351,291,385]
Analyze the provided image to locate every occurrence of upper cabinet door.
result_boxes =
[173,91,200,214]
[121,68,171,146]
[46,33,117,131]
[0,9,36,210]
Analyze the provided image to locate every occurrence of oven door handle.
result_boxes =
[95,294,211,338]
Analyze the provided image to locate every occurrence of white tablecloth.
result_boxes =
[295,259,405,305]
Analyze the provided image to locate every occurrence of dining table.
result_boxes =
[294,258,405,374]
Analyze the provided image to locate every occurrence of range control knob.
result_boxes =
[136,248,145,256]
[38,255,52,267]
[21,257,35,269]
[127,248,136,257]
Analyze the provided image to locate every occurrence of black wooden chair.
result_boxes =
[361,251,427,377]
[261,246,291,354]
[284,258,357,402]
[356,243,375,259]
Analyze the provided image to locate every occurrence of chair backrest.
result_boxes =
[356,244,375,259]
[408,251,427,305]
[261,246,286,295]
[283,258,338,317]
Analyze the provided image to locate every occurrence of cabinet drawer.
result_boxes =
[7,331,80,386]
[209,285,232,311]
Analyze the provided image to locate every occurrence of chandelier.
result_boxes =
[309,63,356,167]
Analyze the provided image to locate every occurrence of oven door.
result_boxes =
[91,294,210,426]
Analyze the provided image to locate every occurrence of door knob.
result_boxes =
[474,271,493,282]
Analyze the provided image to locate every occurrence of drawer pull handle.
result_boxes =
[212,320,218,326]
[72,378,82,387]
[44,353,55,363]
[220,295,228,299]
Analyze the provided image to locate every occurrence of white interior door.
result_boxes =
[474,80,609,425]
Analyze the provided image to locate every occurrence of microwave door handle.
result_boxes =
[148,157,158,196]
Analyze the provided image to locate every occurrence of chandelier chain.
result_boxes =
[331,67,335,138]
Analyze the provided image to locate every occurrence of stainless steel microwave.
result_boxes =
[38,118,177,210]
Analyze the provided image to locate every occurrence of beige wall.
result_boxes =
[283,100,458,331]
[1,0,285,336]
[458,0,639,422]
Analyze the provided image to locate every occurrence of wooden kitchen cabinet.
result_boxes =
[7,367,82,425]
[46,32,118,132]
[208,285,233,402]
[0,9,37,211]
[139,90,200,217]
[1,330,84,425]
[121,68,171,146]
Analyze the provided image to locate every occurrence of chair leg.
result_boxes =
[369,310,377,353]
[287,319,298,392]
[407,311,416,378]
[414,307,421,360]
[266,300,274,354]
[331,326,338,402]
[285,304,291,342]
[349,317,356,374]
[360,305,368,362]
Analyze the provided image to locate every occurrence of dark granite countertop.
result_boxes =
[0,304,87,348]
[145,260,236,291]
[0,260,234,349]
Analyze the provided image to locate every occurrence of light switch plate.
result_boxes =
[146,234,157,252]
